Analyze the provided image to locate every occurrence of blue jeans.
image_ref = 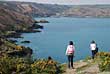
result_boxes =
[67,55,73,68]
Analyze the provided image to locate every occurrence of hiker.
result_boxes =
[90,40,98,59]
[65,41,75,69]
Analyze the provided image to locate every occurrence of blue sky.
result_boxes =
[5,0,110,5]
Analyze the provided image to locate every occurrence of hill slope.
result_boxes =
[0,2,34,32]
[61,5,110,17]
[0,1,71,17]
[1,1,110,18]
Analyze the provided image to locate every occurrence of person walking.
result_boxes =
[65,41,75,69]
[90,40,97,59]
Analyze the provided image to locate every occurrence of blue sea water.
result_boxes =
[16,17,110,63]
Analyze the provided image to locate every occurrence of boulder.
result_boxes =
[21,40,31,43]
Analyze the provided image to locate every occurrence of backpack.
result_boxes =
[67,45,74,55]
[95,47,98,54]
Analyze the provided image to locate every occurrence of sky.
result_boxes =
[4,0,110,5]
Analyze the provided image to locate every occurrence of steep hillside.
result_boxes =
[61,5,110,17]
[0,2,34,32]
[0,1,71,17]
[0,1,43,59]
[2,1,110,18]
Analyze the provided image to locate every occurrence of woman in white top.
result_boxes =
[66,41,75,69]
[90,40,97,59]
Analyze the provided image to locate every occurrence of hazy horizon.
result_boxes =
[3,0,110,5]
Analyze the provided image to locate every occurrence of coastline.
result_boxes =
[0,19,44,57]
[0,1,110,73]
[5,23,43,38]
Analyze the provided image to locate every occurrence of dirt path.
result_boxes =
[78,64,99,74]
[63,60,103,74]
[63,60,88,74]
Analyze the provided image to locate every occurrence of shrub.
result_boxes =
[15,45,23,51]
[96,52,110,72]
[0,56,32,74]
[0,56,63,74]
[31,59,58,74]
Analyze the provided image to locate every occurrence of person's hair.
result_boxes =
[91,40,95,43]
[48,56,52,60]
[69,41,73,45]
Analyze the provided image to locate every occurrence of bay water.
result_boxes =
[16,17,110,63]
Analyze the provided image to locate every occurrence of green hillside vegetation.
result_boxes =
[96,52,110,72]
[0,37,64,74]
[0,56,63,74]
[0,37,32,57]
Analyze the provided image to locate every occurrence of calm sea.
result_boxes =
[16,17,110,63]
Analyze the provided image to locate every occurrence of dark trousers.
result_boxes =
[92,50,96,59]
[67,55,73,68]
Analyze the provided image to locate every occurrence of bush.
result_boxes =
[96,52,110,72]
[0,56,63,74]
[31,59,58,74]
[15,45,23,51]
[0,56,32,74]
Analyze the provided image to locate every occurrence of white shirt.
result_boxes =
[90,43,96,50]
